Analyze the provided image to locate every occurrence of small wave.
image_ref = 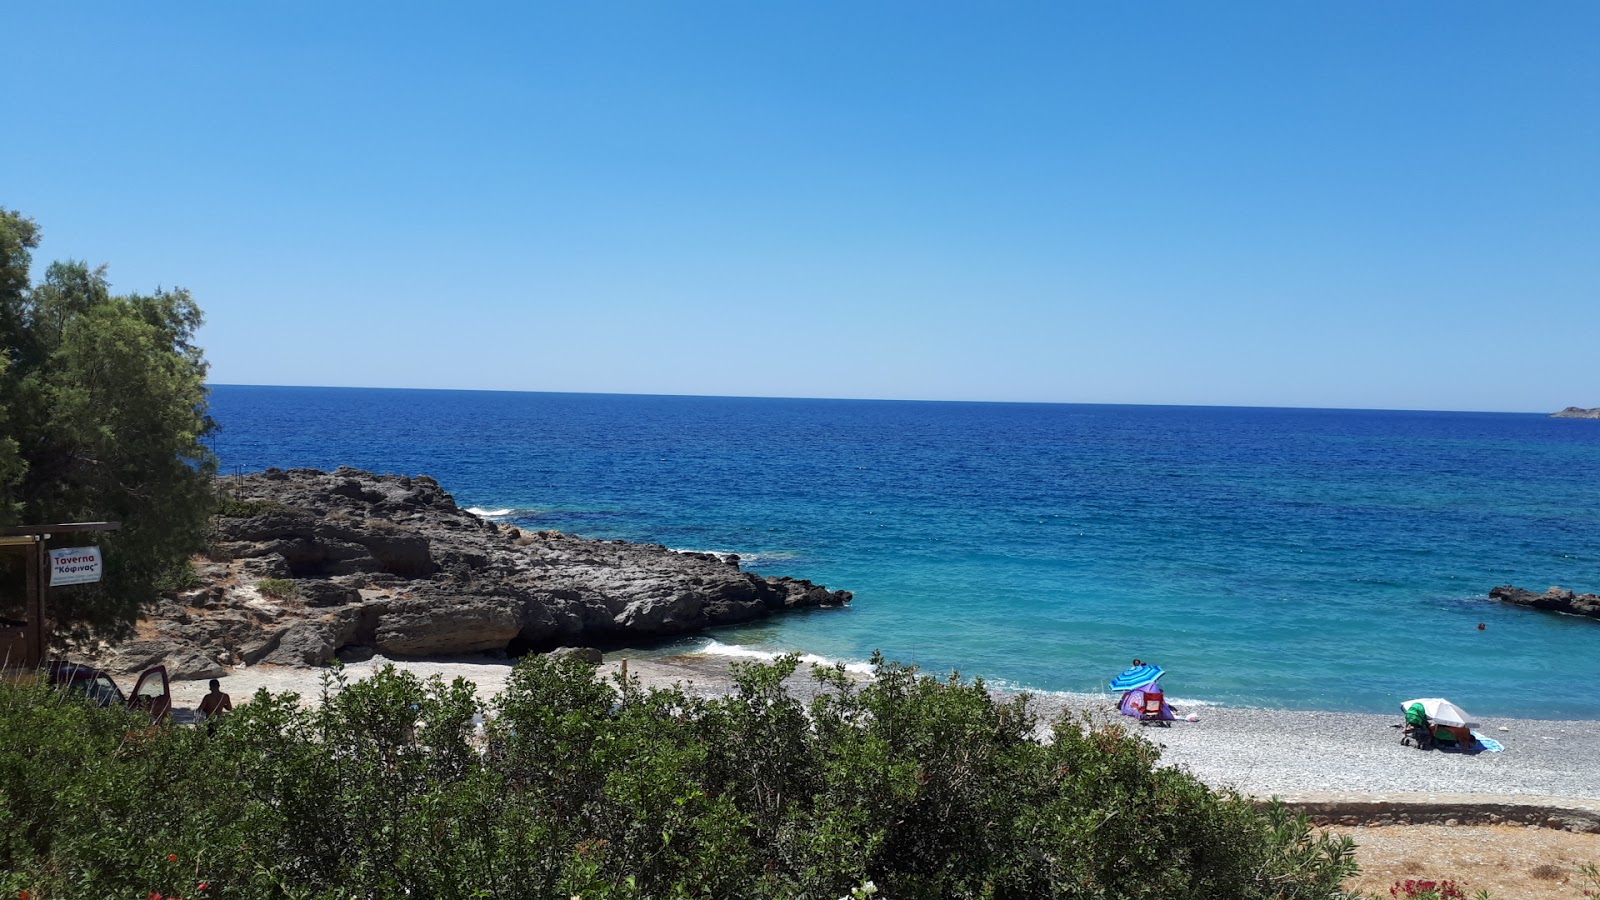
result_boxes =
[468,506,551,520]
[1165,696,1220,708]
[669,547,741,563]
[698,640,875,675]
[973,680,1223,709]
[738,550,800,565]
[668,548,800,566]
[983,680,1109,702]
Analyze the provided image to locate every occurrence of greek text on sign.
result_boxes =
[50,546,103,586]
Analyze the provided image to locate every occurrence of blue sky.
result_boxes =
[5,3,1596,411]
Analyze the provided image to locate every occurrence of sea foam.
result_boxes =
[698,640,875,675]
[668,548,801,567]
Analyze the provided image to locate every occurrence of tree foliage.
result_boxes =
[0,207,217,639]
[0,655,1367,899]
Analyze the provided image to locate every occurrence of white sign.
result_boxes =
[49,546,103,586]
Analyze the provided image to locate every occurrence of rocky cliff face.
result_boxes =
[103,467,851,678]
[1489,585,1600,620]
[1551,407,1600,419]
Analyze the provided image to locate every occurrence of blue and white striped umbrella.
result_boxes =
[1110,664,1164,692]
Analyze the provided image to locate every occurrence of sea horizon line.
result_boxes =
[206,382,1568,418]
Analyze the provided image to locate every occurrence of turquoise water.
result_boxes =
[209,386,1600,718]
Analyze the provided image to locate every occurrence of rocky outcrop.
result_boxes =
[1551,407,1600,419]
[102,467,851,677]
[1489,585,1600,620]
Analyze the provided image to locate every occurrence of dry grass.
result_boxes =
[1334,823,1600,899]
[1532,862,1568,880]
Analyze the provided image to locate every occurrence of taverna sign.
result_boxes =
[49,546,103,586]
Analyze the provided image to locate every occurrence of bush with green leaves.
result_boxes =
[254,578,299,601]
[0,654,1369,899]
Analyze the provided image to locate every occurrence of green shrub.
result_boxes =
[0,656,1370,899]
[255,578,298,600]
[156,560,203,592]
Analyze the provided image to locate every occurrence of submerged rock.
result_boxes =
[104,467,851,676]
[1489,585,1600,620]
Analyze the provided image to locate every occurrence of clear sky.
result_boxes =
[5,3,1596,411]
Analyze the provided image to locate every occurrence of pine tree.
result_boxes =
[0,208,217,641]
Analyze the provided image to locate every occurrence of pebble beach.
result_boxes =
[170,651,1600,806]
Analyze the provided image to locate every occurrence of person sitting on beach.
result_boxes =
[197,679,233,720]
[1431,722,1478,749]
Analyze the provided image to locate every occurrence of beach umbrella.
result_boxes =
[1400,697,1479,729]
[1110,664,1164,692]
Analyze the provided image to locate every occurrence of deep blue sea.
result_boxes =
[208,385,1600,719]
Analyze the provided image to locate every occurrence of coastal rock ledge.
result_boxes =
[1551,406,1600,419]
[1488,585,1600,620]
[104,467,851,677]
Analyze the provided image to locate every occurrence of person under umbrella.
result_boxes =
[1402,697,1480,750]
[1111,661,1174,723]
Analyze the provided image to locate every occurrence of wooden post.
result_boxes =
[23,540,44,668]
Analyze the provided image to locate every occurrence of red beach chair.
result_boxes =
[1140,688,1170,726]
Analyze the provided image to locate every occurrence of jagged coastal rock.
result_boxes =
[1488,585,1600,620]
[1551,407,1600,419]
[105,467,850,677]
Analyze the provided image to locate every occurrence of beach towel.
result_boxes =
[1437,731,1504,753]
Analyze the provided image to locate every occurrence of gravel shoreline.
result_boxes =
[170,652,1600,804]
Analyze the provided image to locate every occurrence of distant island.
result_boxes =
[1551,407,1600,419]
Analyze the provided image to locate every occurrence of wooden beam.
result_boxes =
[23,541,44,668]
[0,522,121,537]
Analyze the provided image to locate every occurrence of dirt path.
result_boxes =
[1336,824,1600,899]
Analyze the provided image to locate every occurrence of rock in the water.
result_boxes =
[1489,585,1600,620]
[1551,407,1600,419]
[91,467,852,673]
